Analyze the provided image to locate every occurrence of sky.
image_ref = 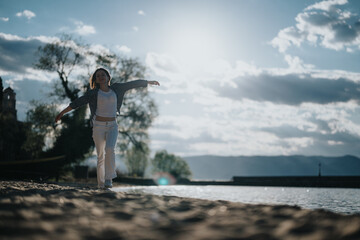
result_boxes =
[1,0,360,157]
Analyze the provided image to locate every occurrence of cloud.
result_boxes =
[305,0,348,11]
[215,72,360,105]
[133,26,139,32]
[0,32,115,82]
[15,10,36,20]
[0,33,58,74]
[328,140,344,145]
[145,52,189,93]
[116,45,131,53]
[0,17,9,22]
[73,21,96,35]
[0,32,89,86]
[271,0,360,52]
[149,107,315,156]
[59,20,96,36]
[138,10,146,16]
[150,89,360,156]
[149,115,230,156]
[284,54,315,71]
[146,52,180,77]
[270,27,304,53]
[1,25,358,157]
[146,50,360,106]
[146,46,360,156]
[260,108,360,156]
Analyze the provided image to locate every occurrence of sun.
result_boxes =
[165,25,223,68]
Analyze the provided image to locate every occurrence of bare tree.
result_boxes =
[34,34,93,165]
[34,34,86,101]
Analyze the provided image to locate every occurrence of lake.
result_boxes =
[113,185,360,215]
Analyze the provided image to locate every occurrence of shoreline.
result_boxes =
[1,180,359,240]
[114,175,360,188]
[113,184,360,215]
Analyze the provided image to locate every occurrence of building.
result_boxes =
[2,87,17,120]
[0,76,17,120]
[0,76,20,161]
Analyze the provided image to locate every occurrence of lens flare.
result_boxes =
[153,172,176,185]
[158,177,169,186]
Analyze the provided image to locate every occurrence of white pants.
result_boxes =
[92,120,118,187]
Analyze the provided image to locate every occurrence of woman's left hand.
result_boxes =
[147,80,160,86]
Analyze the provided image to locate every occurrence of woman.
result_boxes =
[55,67,160,188]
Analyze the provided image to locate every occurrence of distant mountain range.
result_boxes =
[183,155,360,180]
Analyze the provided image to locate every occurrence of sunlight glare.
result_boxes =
[166,26,223,69]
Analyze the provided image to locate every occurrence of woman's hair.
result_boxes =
[89,67,112,89]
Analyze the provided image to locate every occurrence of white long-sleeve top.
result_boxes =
[69,80,148,126]
[95,88,117,117]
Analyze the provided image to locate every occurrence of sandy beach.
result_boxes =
[0,180,359,240]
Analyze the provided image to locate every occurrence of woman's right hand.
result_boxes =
[55,112,63,123]
[55,106,72,123]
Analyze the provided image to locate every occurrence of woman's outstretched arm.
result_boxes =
[55,90,93,123]
[118,80,160,92]
[147,80,160,86]
[55,106,73,123]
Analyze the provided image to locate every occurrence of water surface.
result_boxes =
[113,185,360,215]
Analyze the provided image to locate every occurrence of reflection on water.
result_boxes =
[112,185,360,215]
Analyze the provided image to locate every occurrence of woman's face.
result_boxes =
[95,70,109,84]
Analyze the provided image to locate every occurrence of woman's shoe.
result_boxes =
[105,179,112,188]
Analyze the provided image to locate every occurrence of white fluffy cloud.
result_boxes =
[305,0,348,11]
[59,20,96,36]
[146,46,360,156]
[1,17,9,22]
[15,10,36,20]
[270,27,304,53]
[149,92,360,156]
[271,0,360,52]
[116,45,131,53]
[138,10,146,16]
[73,21,96,35]
[146,53,180,78]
